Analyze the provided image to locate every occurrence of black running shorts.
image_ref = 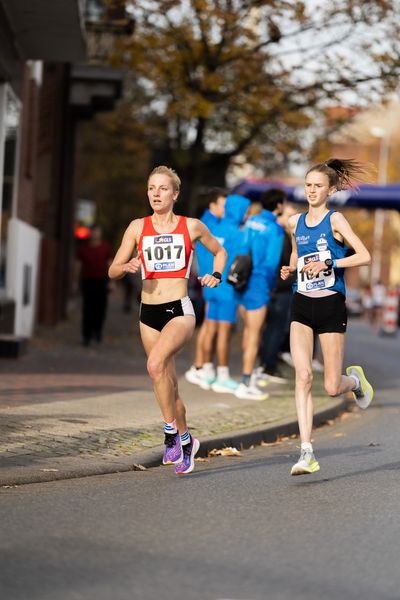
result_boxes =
[290,292,347,334]
[139,296,195,332]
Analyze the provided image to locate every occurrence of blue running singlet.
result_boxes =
[294,210,347,296]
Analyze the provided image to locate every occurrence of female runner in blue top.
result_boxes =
[281,158,374,476]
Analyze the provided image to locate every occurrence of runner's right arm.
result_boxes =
[280,214,299,280]
[108,219,143,280]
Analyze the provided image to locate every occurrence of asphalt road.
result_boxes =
[1,319,400,600]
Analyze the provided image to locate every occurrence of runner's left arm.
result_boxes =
[189,219,227,287]
[330,212,371,268]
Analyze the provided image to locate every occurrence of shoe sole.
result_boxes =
[199,381,215,390]
[185,375,202,386]
[175,438,200,475]
[235,393,269,401]
[346,365,374,409]
[290,462,320,476]
[211,384,238,394]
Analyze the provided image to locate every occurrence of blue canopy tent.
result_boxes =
[232,179,400,210]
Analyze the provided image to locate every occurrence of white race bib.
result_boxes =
[142,233,185,273]
[297,250,335,293]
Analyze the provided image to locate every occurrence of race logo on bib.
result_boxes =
[316,235,328,252]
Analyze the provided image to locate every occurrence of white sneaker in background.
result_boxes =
[211,378,239,394]
[235,383,269,401]
[199,373,217,390]
[184,366,204,386]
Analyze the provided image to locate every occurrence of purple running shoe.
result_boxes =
[162,431,182,465]
[175,435,200,475]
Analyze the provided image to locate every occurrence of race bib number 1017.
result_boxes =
[142,234,185,272]
[297,250,335,293]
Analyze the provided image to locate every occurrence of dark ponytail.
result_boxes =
[307,158,371,190]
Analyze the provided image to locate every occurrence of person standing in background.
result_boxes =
[235,189,285,400]
[258,201,295,383]
[205,194,251,394]
[77,225,112,346]
[185,188,226,388]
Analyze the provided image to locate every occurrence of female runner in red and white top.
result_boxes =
[109,166,227,474]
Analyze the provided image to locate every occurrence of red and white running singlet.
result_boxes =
[138,216,194,280]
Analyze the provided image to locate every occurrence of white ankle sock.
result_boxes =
[217,366,229,381]
[301,442,313,453]
[203,362,215,376]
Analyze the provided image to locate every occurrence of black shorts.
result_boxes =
[139,296,195,332]
[290,292,347,334]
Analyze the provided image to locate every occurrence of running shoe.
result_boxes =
[162,431,183,465]
[235,383,269,401]
[175,435,200,475]
[185,365,204,386]
[346,365,374,409]
[290,449,320,476]
[254,366,288,385]
[199,373,217,390]
[211,377,239,394]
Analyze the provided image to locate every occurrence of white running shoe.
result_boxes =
[346,365,374,409]
[235,383,269,401]
[211,377,239,394]
[290,450,320,476]
[199,373,217,390]
[185,366,205,386]
[250,369,269,389]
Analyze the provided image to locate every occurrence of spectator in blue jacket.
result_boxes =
[203,194,251,393]
[185,188,226,387]
[235,188,285,400]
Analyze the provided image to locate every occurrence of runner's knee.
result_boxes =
[147,355,165,381]
[296,368,313,388]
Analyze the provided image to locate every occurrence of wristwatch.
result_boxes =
[212,271,222,282]
[324,258,333,268]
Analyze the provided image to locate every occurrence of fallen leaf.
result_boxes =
[261,441,279,447]
[132,463,147,471]
[368,442,380,447]
[194,457,210,462]
[334,432,346,438]
[209,447,241,457]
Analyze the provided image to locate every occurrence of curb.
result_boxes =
[0,396,348,487]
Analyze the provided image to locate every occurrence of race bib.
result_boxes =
[297,250,335,293]
[142,233,185,272]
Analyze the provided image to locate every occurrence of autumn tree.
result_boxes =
[105,0,400,211]
[75,104,151,248]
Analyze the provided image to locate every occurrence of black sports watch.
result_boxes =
[212,271,222,282]
[324,258,333,268]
